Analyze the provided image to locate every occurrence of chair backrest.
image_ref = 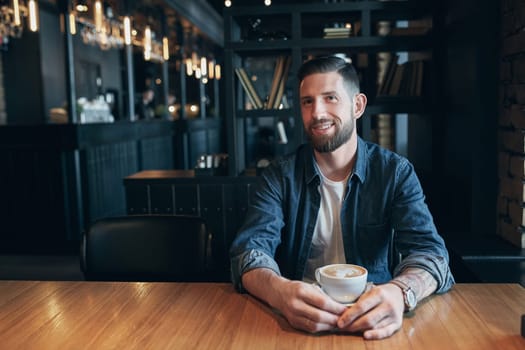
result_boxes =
[81,215,211,282]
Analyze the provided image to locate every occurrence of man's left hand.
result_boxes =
[336,283,405,339]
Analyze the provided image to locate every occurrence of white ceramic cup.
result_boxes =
[315,264,368,304]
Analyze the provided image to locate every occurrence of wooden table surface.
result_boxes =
[0,281,523,349]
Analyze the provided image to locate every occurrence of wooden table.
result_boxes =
[0,282,523,349]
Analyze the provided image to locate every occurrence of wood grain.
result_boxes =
[0,282,523,349]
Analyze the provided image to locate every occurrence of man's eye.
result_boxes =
[301,100,312,106]
[326,95,337,101]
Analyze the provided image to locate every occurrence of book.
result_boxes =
[267,56,286,109]
[389,63,405,96]
[377,54,398,95]
[272,56,292,109]
[389,27,430,36]
[235,67,263,109]
[377,58,426,97]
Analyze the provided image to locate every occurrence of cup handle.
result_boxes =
[315,268,321,285]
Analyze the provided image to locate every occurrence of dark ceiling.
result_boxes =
[206,0,319,15]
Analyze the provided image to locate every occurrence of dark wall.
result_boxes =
[437,0,499,235]
[2,30,44,123]
[39,7,67,119]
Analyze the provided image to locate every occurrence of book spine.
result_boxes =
[237,67,263,109]
[267,56,285,109]
[273,56,292,109]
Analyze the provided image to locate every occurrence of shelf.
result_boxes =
[224,1,439,175]
[228,35,433,54]
[236,109,293,119]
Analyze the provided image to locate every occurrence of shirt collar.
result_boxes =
[304,136,367,185]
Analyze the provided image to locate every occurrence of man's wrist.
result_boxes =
[388,279,417,312]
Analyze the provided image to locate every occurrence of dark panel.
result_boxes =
[199,183,226,276]
[0,149,67,252]
[85,142,138,223]
[125,184,149,215]
[140,136,174,170]
[174,184,199,216]
[149,184,174,215]
[188,129,208,167]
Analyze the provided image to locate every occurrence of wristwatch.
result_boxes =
[389,279,417,312]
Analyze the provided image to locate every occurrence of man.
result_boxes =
[230,56,454,339]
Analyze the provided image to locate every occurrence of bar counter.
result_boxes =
[0,281,523,349]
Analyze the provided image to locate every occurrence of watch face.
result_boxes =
[406,289,417,310]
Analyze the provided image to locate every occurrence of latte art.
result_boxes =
[323,265,366,278]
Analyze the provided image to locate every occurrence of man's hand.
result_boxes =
[242,268,347,333]
[336,283,405,339]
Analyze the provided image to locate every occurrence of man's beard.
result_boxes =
[306,117,354,153]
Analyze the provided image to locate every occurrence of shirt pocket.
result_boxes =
[356,223,391,276]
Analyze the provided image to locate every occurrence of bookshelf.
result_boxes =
[224,0,439,176]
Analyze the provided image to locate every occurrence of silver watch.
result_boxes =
[389,279,417,312]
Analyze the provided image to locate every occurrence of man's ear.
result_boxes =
[353,93,367,119]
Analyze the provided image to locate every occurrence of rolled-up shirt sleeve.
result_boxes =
[231,249,282,292]
[393,253,454,293]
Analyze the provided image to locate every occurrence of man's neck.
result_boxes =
[314,137,357,182]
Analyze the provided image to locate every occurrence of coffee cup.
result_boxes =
[315,264,368,304]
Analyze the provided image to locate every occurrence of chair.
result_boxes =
[80,215,211,282]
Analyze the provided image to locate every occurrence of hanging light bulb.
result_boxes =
[185,58,193,76]
[123,16,131,45]
[69,12,76,35]
[264,0,271,6]
[224,1,232,8]
[13,0,21,26]
[162,37,169,61]
[144,26,152,61]
[28,0,38,32]
[215,64,221,80]
[94,0,103,32]
[208,60,215,79]
[200,57,207,76]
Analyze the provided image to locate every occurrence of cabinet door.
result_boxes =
[149,184,174,215]
[174,184,199,216]
[125,184,149,215]
[199,184,225,272]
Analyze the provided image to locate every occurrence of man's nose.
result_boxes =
[312,99,327,117]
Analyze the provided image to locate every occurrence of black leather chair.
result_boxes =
[80,215,211,282]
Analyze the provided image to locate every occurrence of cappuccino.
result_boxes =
[315,264,368,303]
[323,265,366,279]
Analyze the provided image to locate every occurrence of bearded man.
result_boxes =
[230,55,454,339]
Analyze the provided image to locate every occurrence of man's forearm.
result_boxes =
[242,268,287,308]
[393,267,438,301]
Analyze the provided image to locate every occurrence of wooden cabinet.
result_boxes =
[224,1,440,178]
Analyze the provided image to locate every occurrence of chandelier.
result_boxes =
[0,0,39,39]
[69,0,169,63]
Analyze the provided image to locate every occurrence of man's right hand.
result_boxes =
[242,268,347,333]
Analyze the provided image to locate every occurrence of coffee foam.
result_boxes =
[323,265,365,278]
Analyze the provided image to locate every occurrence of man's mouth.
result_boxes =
[311,120,335,133]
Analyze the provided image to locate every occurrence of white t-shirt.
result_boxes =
[303,168,349,283]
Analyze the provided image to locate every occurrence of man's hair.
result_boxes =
[297,55,360,96]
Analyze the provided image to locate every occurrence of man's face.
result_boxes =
[300,72,355,153]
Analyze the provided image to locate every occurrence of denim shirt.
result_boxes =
[230,137,455,293]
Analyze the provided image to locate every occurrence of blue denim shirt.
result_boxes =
[230,137,454,293]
